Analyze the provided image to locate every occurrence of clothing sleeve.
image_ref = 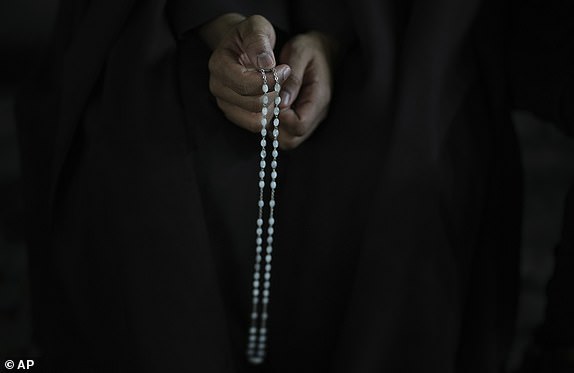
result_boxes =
[535,185,574,349]
[510,0,574,359]
[288,0,354,51]
[14,0,92,233]
[167,0,291,39]
[509,0,574,136]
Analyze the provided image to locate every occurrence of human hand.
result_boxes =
[199,14,291,133]
[277,31,339,149]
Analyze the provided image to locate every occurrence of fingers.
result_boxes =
[277,34,333,149]
[207,21,335,147]
[214,62,329,149]
[216,99,263,133]
[208,62,291,133]
[209,58,290,100]
[211,80,286,114]
[215,91,280,134]
[236,15,277,69]
[278,81,330,149]
[207,14,287,105]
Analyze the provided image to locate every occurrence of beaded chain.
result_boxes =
[246,68,281,365]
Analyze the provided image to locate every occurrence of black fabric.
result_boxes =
[168,0,291,38]
[535,185,574,349]
[15,0,574,372]
[510,0,574,136]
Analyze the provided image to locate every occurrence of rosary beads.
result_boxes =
[246,68,281,365]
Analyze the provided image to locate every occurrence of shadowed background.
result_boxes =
[0,0,572,370]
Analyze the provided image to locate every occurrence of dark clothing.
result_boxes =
[536,184,574,349]
[15,0,574,372]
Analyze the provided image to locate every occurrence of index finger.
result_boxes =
[209,49,290,97]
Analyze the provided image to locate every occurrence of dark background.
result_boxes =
[0,0,573,370]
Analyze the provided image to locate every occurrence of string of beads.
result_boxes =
[246,67,281,365]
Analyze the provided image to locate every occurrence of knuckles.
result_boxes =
[245,15,271,30]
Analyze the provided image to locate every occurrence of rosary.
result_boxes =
[246,67,281,365]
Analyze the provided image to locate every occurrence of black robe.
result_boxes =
[15,0,574,372]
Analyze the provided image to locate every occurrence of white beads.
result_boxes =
[250,357,263,364]
[248,67,282,366]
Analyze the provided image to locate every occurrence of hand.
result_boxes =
[277,31,339,149]
[199,14,291,133]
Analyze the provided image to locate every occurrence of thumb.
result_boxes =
[237,15,276,70]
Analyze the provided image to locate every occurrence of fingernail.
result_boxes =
[257,52,274,69]
[280,92,291,107]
